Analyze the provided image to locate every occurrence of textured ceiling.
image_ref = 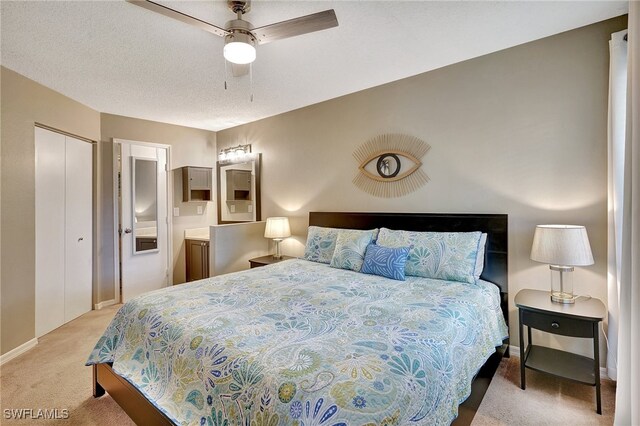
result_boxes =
[1,1,628,131]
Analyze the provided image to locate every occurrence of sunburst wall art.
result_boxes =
[352,134,431,198]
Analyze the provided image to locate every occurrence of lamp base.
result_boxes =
[272,238,283,259]
[549,265,575,304]
[550,292,576,304]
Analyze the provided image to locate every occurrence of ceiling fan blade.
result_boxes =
[126,0,229,38]
[253,9,338,45]
[231,63,250,77]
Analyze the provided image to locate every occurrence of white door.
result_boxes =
[35,127,92,337]
[64,136,93,321]
[119,141,169,301]
[35,128,66,337]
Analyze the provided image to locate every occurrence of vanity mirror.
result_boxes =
[217,153,261,224]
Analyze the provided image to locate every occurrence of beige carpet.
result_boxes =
[472,355,616,426]
[1,306,616,425]
[0,305,134,425]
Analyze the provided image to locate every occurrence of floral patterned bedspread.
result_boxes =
[87,259,508,426]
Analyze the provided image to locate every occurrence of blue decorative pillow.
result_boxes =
[329,229,378,271]
[377,228,483,284]
[361,244,410,281]
[303,226,341,264]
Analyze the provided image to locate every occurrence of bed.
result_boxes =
[88,212,509,425]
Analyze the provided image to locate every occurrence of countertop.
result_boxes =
[184,227,210,242]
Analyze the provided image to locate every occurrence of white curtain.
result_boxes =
[612,3,640,425]
[606,28,627,382]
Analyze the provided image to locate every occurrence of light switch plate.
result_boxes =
[173,207,180,217]
[197,206,203,215]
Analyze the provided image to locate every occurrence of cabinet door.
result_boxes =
[232,170,251,191]
[136,237,158,252]
[187,240,205,282]
[203,242,210,278]
[188,167,212,190]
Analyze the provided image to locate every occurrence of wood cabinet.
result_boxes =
[182,167,212,202]
[225,169,252,214]
[226,169,251,200]
[136,237,158,252]
[186,239,209,282]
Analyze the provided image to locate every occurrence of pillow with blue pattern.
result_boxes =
[303,226,341,264]
[474,233,488,280]
[361,243,410,281]
[377,228,483,284]
[329,229,378,271]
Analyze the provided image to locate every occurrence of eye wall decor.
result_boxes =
[353,134,430,198]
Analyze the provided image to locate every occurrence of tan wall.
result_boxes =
[0,67,101,355]
[217,16,627,364]
[99,114,216,288]
[0,70,217,355]
[210,222,268,276]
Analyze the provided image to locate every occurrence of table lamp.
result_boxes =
[264,217,291,259]
[530,224,594,304]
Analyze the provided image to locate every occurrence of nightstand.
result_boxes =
[515,289,606,414]
[249,255,295,268]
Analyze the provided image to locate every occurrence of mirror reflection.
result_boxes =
[133,158,158,253]
[217,153,261,224]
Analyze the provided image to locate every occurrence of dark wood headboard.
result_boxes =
[308,212,509,326]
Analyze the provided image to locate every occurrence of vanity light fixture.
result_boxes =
[219,144,252,161]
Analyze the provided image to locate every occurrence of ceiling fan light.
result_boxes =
[223,33,256,64]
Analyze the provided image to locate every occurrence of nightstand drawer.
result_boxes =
[521,310,593,338]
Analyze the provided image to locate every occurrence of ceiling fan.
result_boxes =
[126,0,339,77]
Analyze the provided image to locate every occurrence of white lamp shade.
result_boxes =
[530,225,594,266]
[264,217,291,239]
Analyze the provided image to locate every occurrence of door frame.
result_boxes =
[112,138,173,303]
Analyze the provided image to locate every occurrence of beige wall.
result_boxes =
[217,16,627,364]
[99,114,217,288]
[210,222,268,276]
[1,67,101,355]
[0,70,217,356]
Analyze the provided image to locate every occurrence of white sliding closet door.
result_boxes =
[64,136,93,322]
[35,127,92,337]
[35,128,66,337]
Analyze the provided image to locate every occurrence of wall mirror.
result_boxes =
[217,153,261,224]
[132,157,159,253]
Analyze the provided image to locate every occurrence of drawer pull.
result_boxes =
[551,322,560,329]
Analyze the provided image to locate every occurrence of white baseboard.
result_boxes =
[0,338,38,366]
[510,344,522,356]
[509,345,609,379]
[94,299,117,310]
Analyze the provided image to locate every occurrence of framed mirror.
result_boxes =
[217,153,261,224]
[132,157,159,254]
